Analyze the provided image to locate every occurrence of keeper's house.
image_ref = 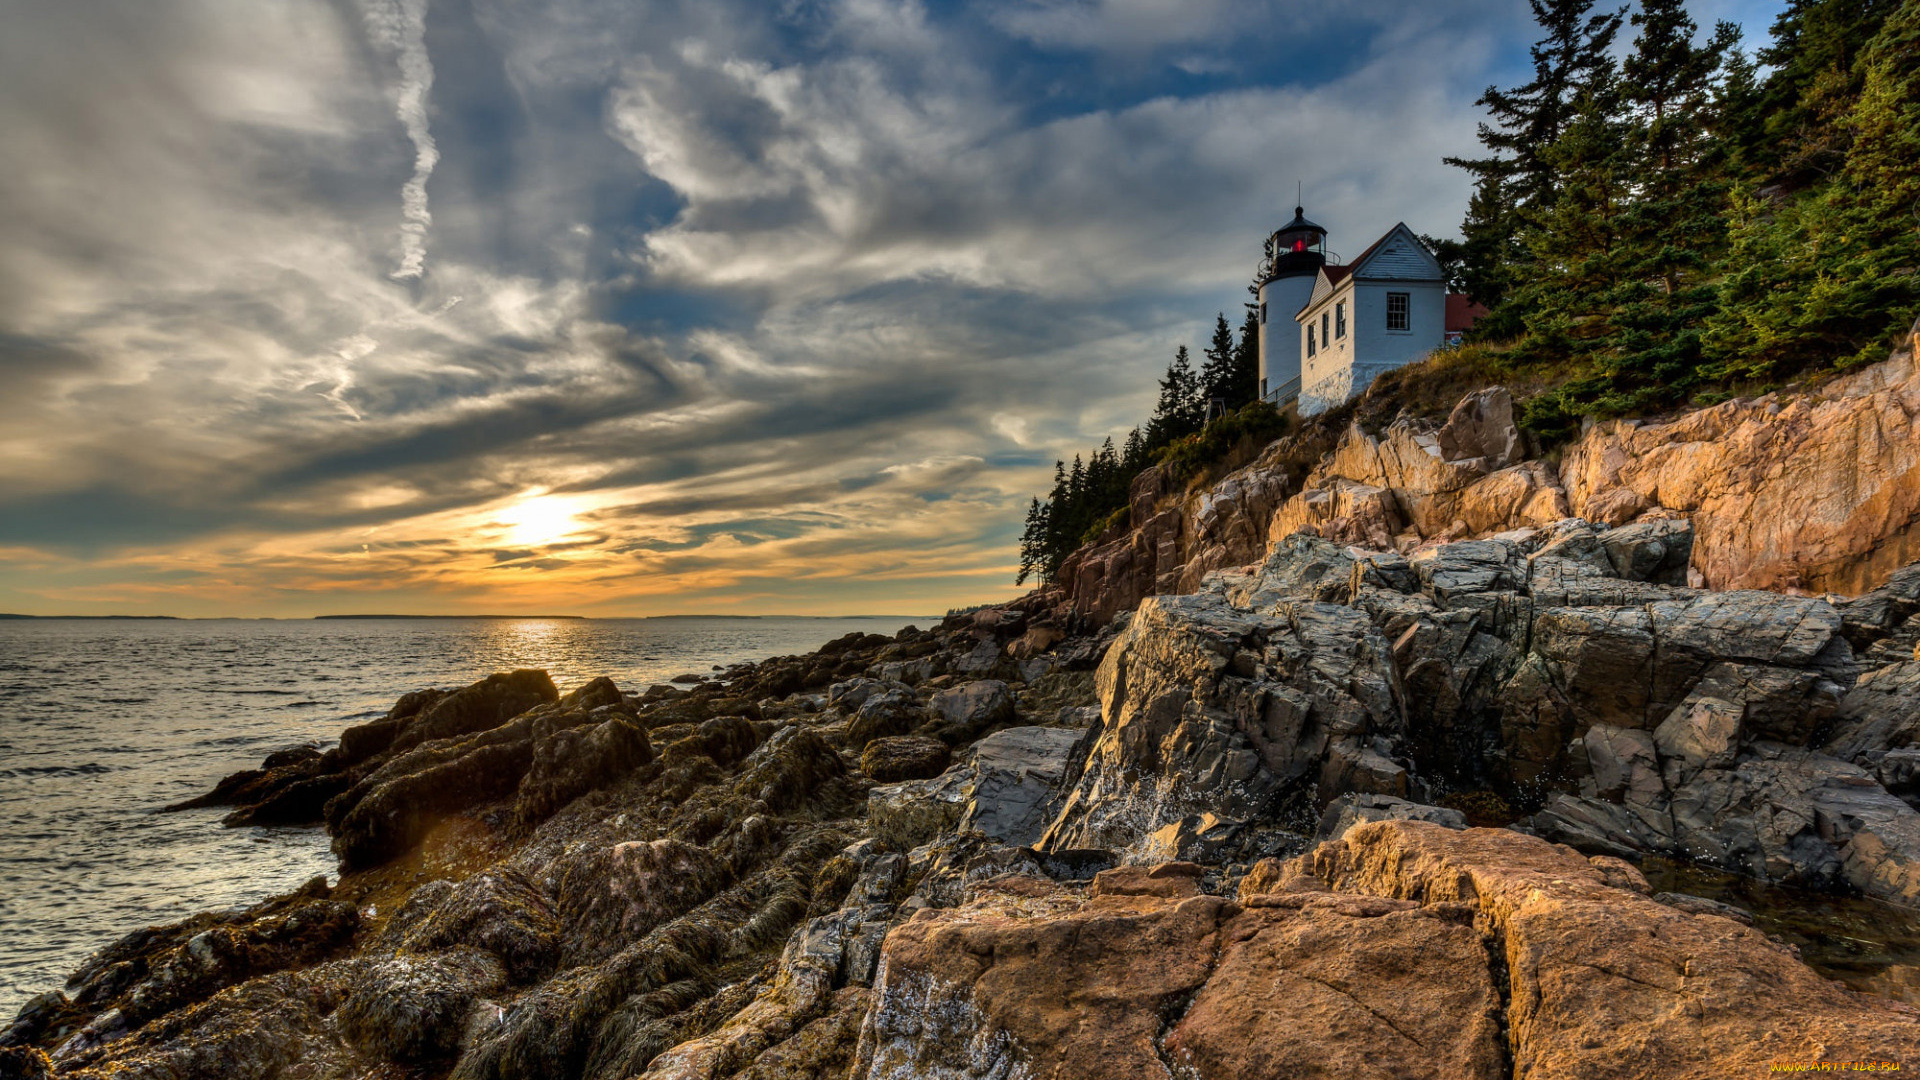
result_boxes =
[1254,210,1483,416]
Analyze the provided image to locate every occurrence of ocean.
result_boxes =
[0,614,926,1018]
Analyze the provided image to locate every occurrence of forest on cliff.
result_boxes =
[1017,0,1920,586]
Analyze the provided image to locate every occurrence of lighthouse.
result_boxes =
[1255,206,1327,405]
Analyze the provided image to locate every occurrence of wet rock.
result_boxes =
[868,774,966,852]
[46,882,358,1044]
[1535,741,1920,906]
[388,669,559,756]
[514,714,654,826]
[858,735,950,783]
[1315,793,1466,842]
[558,839,730,952]
[383,868,561,984]
[1652,892,1755,925]
[337,947,507,1062]
[329,739,534,869]
[1825,660,1920,764]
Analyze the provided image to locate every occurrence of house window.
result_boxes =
[1336,302,1346,339]
[1307,324,1316,357]
[1321,312,1330,349]
[1386,292,1410,332]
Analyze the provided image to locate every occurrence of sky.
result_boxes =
[0,0,1785,617]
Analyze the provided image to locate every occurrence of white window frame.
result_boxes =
[1386,292,1410,333]
[1307,323,1317,357]
[1321,311,1330,349]
[1335,301,1346,340]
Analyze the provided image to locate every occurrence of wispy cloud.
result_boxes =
[0,0,1791,616]
[358,0,440,280]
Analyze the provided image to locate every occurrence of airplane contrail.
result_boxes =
[359,0,438,281]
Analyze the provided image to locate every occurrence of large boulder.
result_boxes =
[1534,739,1920,906]
[956,727,1084,846]
[1598,518,1694,585]
[922,680,1015,745]
[867,726,1084,851]
[853,863,1507,1080]
[1291,821,1920,1076]
[1315,793,1466,842]
[337,947,507,1062]
[858,735,951,783]
[1041,589,1406,855]
[844,689,925,748]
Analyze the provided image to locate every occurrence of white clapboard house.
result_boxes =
[1255,210,1482,416]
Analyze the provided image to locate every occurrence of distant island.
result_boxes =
[0,613,181,620]
[313,614,589,620]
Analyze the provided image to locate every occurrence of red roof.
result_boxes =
[1446,293,1489,333]
[1322,265,1353,286]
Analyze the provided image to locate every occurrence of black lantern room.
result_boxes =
[1265,206,1327,281]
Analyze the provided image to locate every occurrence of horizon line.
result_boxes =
[0,612,944,622]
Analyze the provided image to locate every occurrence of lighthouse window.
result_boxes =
[1387,292,1410,331]
[1259,302,1267,326]
[1336,302,1346,340]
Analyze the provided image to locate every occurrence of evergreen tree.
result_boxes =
[1199,313,1240,413]
[1147,346,1204,446]
[1446,0,1624,309]
[1234,307,1262,405]
[1756,0,1903,183]
[1122,427,1146,471]
[1016,497,1048,585]
[1447,0,1625,208]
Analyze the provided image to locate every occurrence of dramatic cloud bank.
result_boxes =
[0,0,1784,616]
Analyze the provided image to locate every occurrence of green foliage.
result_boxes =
[1449,0,1919,431]
[1017,319,1279,585]
[1151,403,1291,485]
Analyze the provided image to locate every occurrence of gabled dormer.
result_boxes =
[1346,222,1444,282]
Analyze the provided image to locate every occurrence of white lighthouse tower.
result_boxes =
[1255,206,1328,406]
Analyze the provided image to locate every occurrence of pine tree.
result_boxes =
[1446,0,1625,213]
[1016,497,1048,585]
[1756,0,1903,182]
[1199,313,1239,414]
[1146,346,1203,446]
[1446,0,1625,313]
[1234,306,1261,406]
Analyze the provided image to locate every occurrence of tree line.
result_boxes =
[1016,311,1267,585]
[1444,0,1919,435]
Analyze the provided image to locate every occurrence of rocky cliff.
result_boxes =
[10,327,1920,1079]
[1042,318,1920,623]
[11,519,1920,1078]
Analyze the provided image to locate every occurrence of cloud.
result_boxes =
[0,0,1783,617]
[357,0,441,279]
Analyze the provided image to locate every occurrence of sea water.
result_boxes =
[0,614,923,1017]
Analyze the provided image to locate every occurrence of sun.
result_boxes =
[496,492,587,547]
